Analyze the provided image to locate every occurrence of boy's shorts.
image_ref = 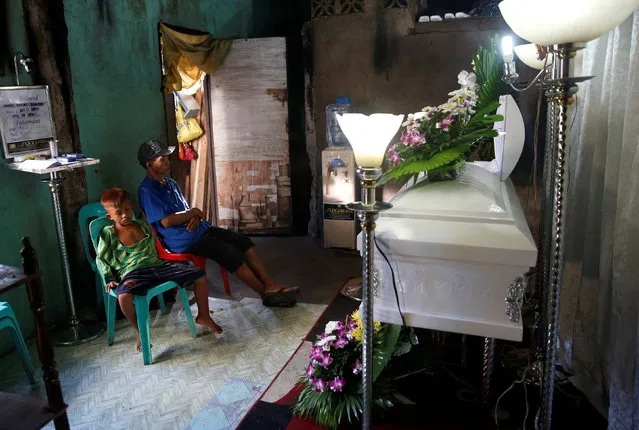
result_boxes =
[116,262,205,296]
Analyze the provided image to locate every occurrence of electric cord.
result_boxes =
[374,238,416,346]
[495,366,530,430]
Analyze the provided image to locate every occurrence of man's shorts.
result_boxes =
[116,262,205,296]
[185,227,254,273]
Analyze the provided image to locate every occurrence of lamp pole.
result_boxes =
[538,44,589,430]
[347,167,391,430]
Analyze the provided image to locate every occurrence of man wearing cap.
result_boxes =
[137,139,299,307]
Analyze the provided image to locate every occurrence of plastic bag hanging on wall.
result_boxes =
[176,103,203,143]
[179,142,197,161]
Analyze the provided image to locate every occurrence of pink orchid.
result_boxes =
[310,346,324,361]
[312,378,326,392]
[389,151,400,166]
[328,377,345,392]
[351,359,363,375]
[317,354,333,368]
[334,337,349,349]
[400,129,424,146]
[306,363,315,379]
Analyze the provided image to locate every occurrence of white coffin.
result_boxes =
[363,164,537,341]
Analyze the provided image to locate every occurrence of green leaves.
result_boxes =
[466,101,503,130]
[372,323,401,382]
[473,35,503,115]
[379,126,498,186]
[379,146,467,186]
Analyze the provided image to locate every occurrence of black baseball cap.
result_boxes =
[138,139,175,168]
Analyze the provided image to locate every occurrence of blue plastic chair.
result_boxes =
[0,302,35,383]
[89,217,197,365]
[79,203,108,315]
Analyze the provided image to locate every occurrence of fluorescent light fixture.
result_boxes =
[501,36,514,62]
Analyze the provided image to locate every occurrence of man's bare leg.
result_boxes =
[118,293,141,351]
[244,248,298,294]
[234,263,268,295]
[192,276,223,334]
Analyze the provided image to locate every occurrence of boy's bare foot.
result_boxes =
[136,339,152,352]
[196,315,223,334]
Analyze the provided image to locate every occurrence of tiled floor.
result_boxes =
[186,378,266,430]
[0,236,361,429]
[0,295,324,430]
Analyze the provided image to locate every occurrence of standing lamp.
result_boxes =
[336,113,404,430]
[498,0,639,428]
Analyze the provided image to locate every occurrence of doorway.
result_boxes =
[162,30,292,234]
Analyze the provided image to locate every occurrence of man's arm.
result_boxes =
[160,208,203,228]
[139,182,204,228]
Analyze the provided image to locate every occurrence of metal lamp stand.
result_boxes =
[347,166,391,430]
[536,44,593,430]
[45,170,104,346]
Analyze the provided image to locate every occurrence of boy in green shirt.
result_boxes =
[96,188,222,351]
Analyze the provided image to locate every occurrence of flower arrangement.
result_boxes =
[379,38,505,186]
[293,309,402,429]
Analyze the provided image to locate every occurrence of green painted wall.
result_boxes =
[0,2,67,355]
[0,0,286,355]
[64,0,286,204]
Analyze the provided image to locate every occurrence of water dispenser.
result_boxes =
[325,97,352,147]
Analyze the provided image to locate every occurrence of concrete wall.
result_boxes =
[0,0,289,355]
[308,7,539,236]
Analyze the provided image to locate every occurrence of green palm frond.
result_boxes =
[378,146,468,186]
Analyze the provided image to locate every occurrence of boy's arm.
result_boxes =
[95,234,117,283]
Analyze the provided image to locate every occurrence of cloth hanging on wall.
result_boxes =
[559,10,639,429]
[159,22,232,93]
[177,56,204,90]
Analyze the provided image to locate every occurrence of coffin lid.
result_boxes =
[374,164,537,267]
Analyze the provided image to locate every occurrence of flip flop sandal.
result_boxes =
[262,289,298,307]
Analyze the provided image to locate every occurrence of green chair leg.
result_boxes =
[135,295,153,365]
[95,272,105,317]
[178,287,197,338]
[5,322,36,384]
[158,294,167,315]
[0,304,35,384]
[107,292,117,345]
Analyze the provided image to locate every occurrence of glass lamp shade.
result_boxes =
[336,113,405,167]
[499,0,639,46]
[514,43,553,70]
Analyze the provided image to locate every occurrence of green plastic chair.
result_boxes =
[0,302,35,383]
[78,203,108,316]
[89,216,197,365]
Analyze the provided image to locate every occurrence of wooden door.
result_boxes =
[209,37,291,233]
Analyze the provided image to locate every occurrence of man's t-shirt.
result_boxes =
[138,176,210,253]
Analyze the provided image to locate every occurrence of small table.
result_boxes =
[0,237,69,429]
[6,158,105,346]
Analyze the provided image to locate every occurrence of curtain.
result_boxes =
[159,22,232,93]
[560,10,639,429]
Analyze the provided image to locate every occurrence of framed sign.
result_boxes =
[0,85,56,159]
